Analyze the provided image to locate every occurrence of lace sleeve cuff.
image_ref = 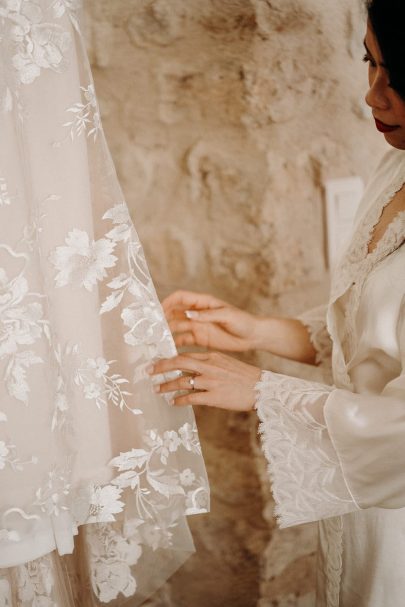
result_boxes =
[297,305,332,368]
[254,370,360,528]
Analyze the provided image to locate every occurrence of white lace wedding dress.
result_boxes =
[0,2,209,605]
[255,147,405,606]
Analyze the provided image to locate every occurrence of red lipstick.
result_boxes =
[374,118,400,133]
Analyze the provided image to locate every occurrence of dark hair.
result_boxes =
[366,0,405,100]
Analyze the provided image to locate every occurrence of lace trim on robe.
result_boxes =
[331,175,405,303]
[254,370,360,529]
[296,305,332,368]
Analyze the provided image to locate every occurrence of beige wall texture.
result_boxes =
[85,1,387,605]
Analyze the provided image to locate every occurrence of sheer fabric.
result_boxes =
[0,2,209,605]
[255,148,405,606]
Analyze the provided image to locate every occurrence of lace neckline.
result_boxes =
[331,173,405,302]
[328,171,405,389]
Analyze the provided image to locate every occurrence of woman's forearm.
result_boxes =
[252,316,317,365]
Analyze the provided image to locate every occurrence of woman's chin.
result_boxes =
[383,131,405,150]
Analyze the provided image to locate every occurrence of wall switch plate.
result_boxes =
[324,176,364,267]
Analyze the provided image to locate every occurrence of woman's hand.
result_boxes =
[149,351,262,412]
[162,290,262,352]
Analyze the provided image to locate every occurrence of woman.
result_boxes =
[150,1,405,605]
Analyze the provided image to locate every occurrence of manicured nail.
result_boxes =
[185,310,199,319]
[146,364,154,375]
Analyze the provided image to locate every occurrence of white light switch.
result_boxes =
[324,176,364,267]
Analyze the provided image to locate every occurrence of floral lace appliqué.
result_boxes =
[254,370,359,529]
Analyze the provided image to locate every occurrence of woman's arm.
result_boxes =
[151,300,405,528]
[255,316,318,364]
[162,290,318,365]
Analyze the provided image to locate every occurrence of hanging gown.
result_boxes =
[0,1,209,605]
[255,147,405,606]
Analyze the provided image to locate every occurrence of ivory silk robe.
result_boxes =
[255,147,405,607]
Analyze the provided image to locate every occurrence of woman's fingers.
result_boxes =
[150,353,211,376]
[173,332,197,347]
[162,290,226,318]
[168,319,197,334]
[150,351,260,412]
[168,319,211,348]
[150,352,244,381]
[173,390,218,407]
[156,373,208,394]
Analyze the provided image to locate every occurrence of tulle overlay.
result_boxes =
[0,2,209,604]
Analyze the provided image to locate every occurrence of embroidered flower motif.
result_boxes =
[50,228,117,291]
[86,356,110,378]
[0,272,43,356]
[141,522,173,551]
[110,449,149,472]
[108,425,208,519]
[75,355,136,414]
[163,430,181,453]
[88,485,125,523]
[93,560,136,603]
[179,468,196,487]
[103,203,132,243]
[121,302,167,348]
[4,0,72,85]
[179,422,201,453]
[83,382,102,400]
[87,524,140,602]
[12,26,71,85]
[0,268,46,403]
[15,555,55,605]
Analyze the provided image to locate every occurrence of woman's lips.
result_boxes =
[374,118,400,133]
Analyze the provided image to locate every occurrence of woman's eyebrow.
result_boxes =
[363,39,387,68]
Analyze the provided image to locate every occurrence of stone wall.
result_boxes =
[85,1,387,605]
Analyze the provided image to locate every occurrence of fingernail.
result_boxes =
[153,385,160,393]
[185,310,199,319]
[146,364,154,375]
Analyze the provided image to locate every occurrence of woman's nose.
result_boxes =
[365,71,390,111]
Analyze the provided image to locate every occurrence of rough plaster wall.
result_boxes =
[85,1,387,605]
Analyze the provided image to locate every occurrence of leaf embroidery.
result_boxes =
[63,84,101,141]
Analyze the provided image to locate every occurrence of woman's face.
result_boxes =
[364,21,405,150]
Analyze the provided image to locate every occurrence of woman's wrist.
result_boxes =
[250,316,317,364]
[250,316,282,351]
